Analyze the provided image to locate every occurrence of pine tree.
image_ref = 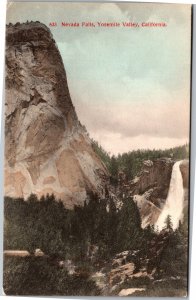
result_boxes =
[109,155,118,185]
[116,197,142,252]
[106,198,118,255]
[164,215,173,231]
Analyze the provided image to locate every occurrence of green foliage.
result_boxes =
[4,193,143,260]
[3,256,99,296]
[4,192,188,296]
[92,141,189,182]
[109,155,119,185]
[164,215,173,231]
[158,213,188,279]
[91,139,111,170]
[116,197,142,252]
[4,194,67,256]
[158,229,188,278]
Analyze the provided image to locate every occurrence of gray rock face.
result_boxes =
[124,158,174,227]
[131,158,189,227]
[179,159,189,218]
[130,158,174,202]
[179,159,189,189]
[4,22,108,208]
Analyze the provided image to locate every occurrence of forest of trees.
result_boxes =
[3,193,188,295]
[4,193,143,259]
[3,142,189,295]
[92,141,189,181]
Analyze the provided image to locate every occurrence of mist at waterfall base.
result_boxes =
[156,161,184,231]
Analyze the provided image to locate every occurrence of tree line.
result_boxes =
[4,193,188,295]
[4,193,188,269]
[92,141,189,181]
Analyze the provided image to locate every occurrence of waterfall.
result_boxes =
[155,160,184,231]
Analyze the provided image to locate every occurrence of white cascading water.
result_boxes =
[155,160,184,231]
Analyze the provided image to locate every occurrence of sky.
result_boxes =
[6,2,192,154]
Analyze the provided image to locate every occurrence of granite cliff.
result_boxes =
[130,159,189,227]
[115,158,189,227]
[4,22,108,208]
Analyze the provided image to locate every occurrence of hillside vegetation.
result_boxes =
[92,141,189,181]
[4,193,188,296]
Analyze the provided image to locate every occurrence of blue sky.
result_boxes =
[7,2,192,154]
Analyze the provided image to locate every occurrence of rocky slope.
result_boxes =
[119,158,189,228]
[179,159,189,220]
[130,159,174,204]
[4,22,108,208]
[131,159,174,227]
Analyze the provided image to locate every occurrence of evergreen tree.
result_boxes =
[116,197,142,252]
[158,228,187,278]
[109,155,119,185]
[164,215,173,231]
[105,198,118,255]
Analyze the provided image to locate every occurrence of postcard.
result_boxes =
[3,1,192,296]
